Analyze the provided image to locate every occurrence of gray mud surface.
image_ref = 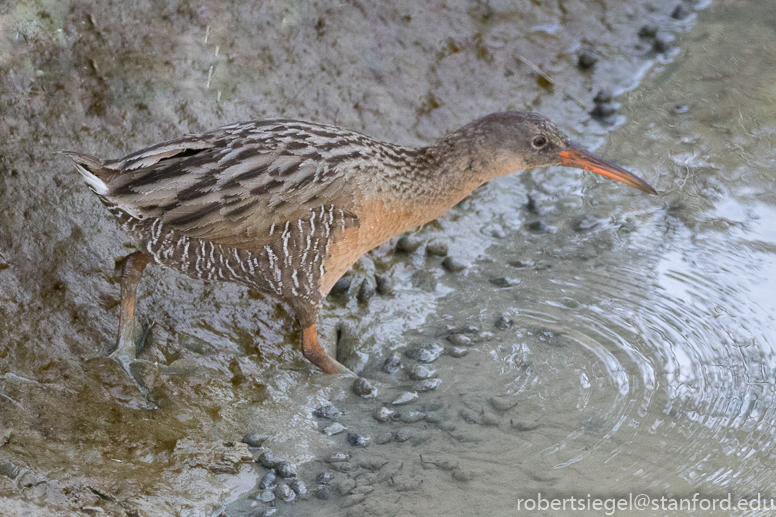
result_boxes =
[8,1,776,516]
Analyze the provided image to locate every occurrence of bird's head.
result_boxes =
[449,111,656,194]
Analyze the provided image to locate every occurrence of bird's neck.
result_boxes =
[364,135,524,230]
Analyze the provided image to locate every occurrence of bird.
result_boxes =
[63,111,655,376]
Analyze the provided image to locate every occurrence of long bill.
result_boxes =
[558,145,657,194]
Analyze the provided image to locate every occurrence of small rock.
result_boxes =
[347,433,370,447]
[359,458,389,471]
[256,489,276,503]
[313,404,342,420]
[510,420,541,432]
[258,452,284,469]
[577,51,598,70]
[325,452,351,463]
[290,478,307,496]
[673,104,690,114]
[263,509,277,517]
[342,493,367,508]
[593,88,614,104]
[652,35,670,53]
[392,391,419,405]
[481,412,500,426]
[407,364,437,380]
[508,260,535,269]
[373,407,395,422]
[401,410,426,423]
[445,346,469,358]
[275,482,295,502]
[425,241,449,257]
[396,235,422,253]
[591,103,618,119]
[314,485,331,500]
[357,278,376,303]
[323,423,348,436]
[459,408,480,424]
[442,256,467,272]
[404,343,444,363]
[277,462,297,478]
[414,378,442,391]
[494,315,513,330]
[259,470,277,489]
[241,433,270,448]
[317,472,334,484]
[330,276,352,296]
[638,24,659,38]
[375,274,393,295]
[447,334,472,347]
[489,277,520,288]
[337,478,357,495]
[488,396,519,411]
[672,4,691,19]
[572,215,603,232]
[352,377,377,398]
[375,432,394,444]
[382,352,402,374]
[452,468,474,482]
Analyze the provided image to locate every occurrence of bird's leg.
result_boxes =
[113,251,151,370]
[301,323,353,375]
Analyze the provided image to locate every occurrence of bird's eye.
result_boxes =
[532,136,548,149]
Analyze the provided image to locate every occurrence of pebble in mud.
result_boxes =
[445,346,469,358]
[342,493,367,508]
[392,391,419,405]
[414,378,442,392]
[452,469,474,482]
[407,364,437,380]
[395,235,422,253]
[672,4,691,20]
[442,256,467,272]
[255,489,275,503]
[459,408,481,424]
[404,343,444,363]
[401,410,426,423]
[323,423,348,436]
[352,377,377,398]
[313,404,342,420]
[290,479,307,497]
[262,509,277,517]
[277,462,297,478]
[577,51,598,70]
[259,470,277,489]
[489,276,520,288]
[357,278,376,303]
[317,472,334,484]
[382,352,402,374]
[375,432,394,444]
[314,485,331,500]
[425,240,449,257]
[275,482,295,502]
[242,433,270,448]
[337,478,357,495]
[481,412,500,426]
[258,452,284,469]
[326,452,351,464]
[330,276,352,296]
[373,407,394,422]
[375,274,393,295]
[488,396,519,412]
[447,334,472,347]
[638,24,659,38]
[494,315,513,330]
[347,433,370,447]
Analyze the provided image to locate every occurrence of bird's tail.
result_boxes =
[60,151,112,196]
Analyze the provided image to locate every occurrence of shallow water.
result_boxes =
[240,1,776,515]
[2,0,776,516]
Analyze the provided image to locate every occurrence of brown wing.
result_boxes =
[99,120,370,249]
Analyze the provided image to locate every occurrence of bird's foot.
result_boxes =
[108,320,158,408]
[302,323,356,376]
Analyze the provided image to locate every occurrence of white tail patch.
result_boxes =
[72,161,109,195]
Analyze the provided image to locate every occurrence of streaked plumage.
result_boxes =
[63,112,655,375]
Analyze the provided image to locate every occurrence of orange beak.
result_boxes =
[558,145,656,194]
